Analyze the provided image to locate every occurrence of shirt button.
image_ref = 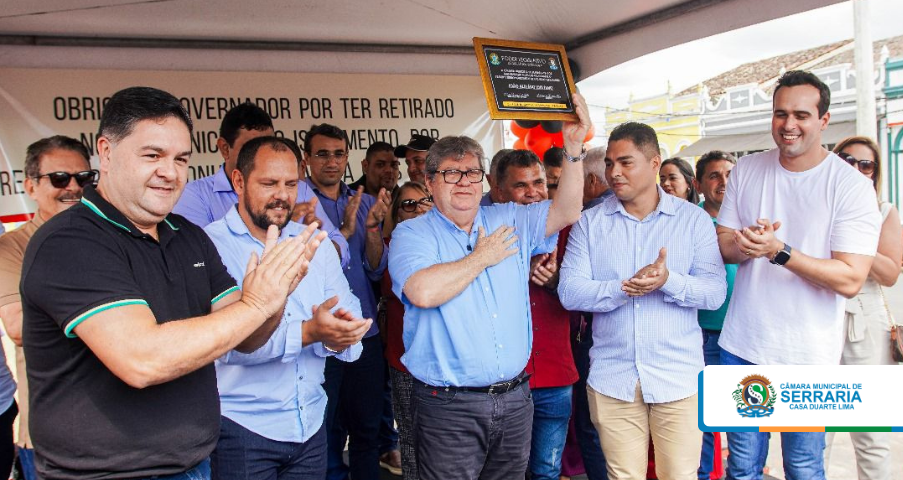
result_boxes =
[485,287,489,292]
[492,313,497,318]
[635,303,640,309]
[500,373,505,379]
[498,344,504,349]
[531,302,536,306]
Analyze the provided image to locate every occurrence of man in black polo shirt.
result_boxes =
[20,86,320,480]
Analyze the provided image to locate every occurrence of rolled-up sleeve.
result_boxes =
[388,222,439,306]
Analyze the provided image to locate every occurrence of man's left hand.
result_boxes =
[365,188,391,230]
[622,247,668,297]
[530,249,560,289]
[734,218,783,260]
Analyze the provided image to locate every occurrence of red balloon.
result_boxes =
[550,132,564,148]
[513,138,527,150]
[584,124,596,142]
[525,129,553,157]
[510,121,530,139]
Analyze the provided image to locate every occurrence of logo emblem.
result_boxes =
[733,374,776,418]
[489,52,501,65]
[549,58,559,70]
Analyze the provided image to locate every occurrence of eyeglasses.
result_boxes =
[399,196,433,212]
[34,170,98,188]
[434,169,485,184]
[311,150,348,162]
[839,152,877,175]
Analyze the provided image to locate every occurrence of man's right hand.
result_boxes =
[239,224,315,320]
[292,196,324,228]
[472,226,518,269]
[305,295,372,350]
[339,186,365,239]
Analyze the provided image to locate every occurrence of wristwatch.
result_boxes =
[770,243,792,266]
[565,146,587,163]
[323,344,348,354]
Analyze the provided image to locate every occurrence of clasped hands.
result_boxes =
[621,247,668,297]
[733,218,782,261]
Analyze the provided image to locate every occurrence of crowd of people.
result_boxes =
[0,68,896,480]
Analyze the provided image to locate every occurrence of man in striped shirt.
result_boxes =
[559,121,726,480]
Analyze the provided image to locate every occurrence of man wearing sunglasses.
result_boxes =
[387,94,590,480]
[0,135,92,480]
[19,87,314,480]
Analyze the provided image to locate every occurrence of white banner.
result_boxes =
[0,68,502,222]
[700,365,901,432]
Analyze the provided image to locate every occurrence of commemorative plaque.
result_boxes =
[473,37,577,121]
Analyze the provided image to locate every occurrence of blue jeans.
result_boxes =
[17,447,36,480]
[572,315,607,480]
[721,349,826,480]
[699,330,722,480]
[324,335,385,480]
[134,458,210,480]
[211,417,326,480]
[529,386,573,480]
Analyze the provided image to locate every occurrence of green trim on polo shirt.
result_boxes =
[80,197,132,234]
[164,218,180,231]
[65,299,149,338]
[211,286,239,305]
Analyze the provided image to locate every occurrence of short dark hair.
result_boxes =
[661,157,700,204]
[694,150,737,182]
[774,70,831,117]
[236,136,302,179]
[24,135,91,179]
[98,86,192,143]
[304,123,349,153]
[366,141,394,158]
[543,147,565,169]
[219,103,273,146]
[608,122,660,161]
[496,150,542,185]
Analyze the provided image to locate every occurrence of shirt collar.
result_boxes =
[223,205,303,244]
[213,164,234,193]
[304,178,351,199]
[80,185,181,240]
[602,185,677,219]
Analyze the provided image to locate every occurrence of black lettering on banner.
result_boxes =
[410,129,440,140]
[0,170,26,196]
[177,97,293,120]
[343,163,354,183]
[191,131,220,154]
[377,98,455,119]
[52,97,110,121]
[346,129,399,150]
[188,164,219,181]
[340,98,372,119]
[298,98,333,119]
[79,133,97,156]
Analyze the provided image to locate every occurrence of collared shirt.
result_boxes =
[479,192,494,206]
[526,225,578,389]
[306,178,387,338]
[697,201,738,331]
[174,165,350,267]
[389,201,555,387]
[205,206,362,444]
[558,188,726,403]
[21,186,237,479]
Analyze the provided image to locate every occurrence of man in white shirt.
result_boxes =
[715,70,881,480]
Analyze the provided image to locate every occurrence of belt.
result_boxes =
[421,372,531,395]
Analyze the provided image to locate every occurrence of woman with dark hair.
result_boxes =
[381,181,432,480]
[660,157,700,203]
[824,136,902,480]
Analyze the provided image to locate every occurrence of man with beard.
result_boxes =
[350,142,400,196]
[205,136,371,479]
[0,135,93,479]
[21,86,316,479]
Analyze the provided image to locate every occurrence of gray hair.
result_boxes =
[583,146,607,182]
[425,136,485,178]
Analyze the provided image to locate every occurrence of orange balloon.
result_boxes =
[510,121,530,139]
[550,132,564,148]
[584,124,596,142]
[525,129,553,157]
[513,138,527,150]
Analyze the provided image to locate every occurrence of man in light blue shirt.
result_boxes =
[388,94,590,480]
[558,122,726,480]
[205,136,372,480]
[174,102,349,267]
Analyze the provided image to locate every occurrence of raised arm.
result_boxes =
[545,93,590,237]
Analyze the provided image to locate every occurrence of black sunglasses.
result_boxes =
[838,152,876,174]
[399,196,433,212]
[34,170,98,188]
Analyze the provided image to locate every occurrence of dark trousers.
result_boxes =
[211,416,326,480]
[572,317,607,480]
[324,335,385,480]
[0,401,16,480]
[379,362,399,455]
[411,379,533,480]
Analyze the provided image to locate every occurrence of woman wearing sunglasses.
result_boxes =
[379,182,432,480]
[824,136,902,480]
